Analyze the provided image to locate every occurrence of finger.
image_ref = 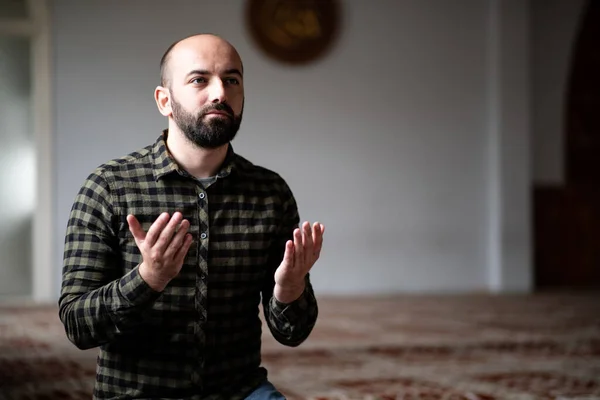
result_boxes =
[173,233,194,265]
[145,212,171,247]
[281,240,294,268]
[302,221,313,247]
[127,215,146,243]
[154,212,184,253]
[302,221,314,258]
[312,222,323,258]
[164,219,190,260]
[293,228,303,270]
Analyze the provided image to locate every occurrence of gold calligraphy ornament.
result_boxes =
[245,0,341,65]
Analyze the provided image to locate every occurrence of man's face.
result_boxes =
[166,38,245,149]
[170,92,243,149]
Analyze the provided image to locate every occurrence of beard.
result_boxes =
[171,95,243,149]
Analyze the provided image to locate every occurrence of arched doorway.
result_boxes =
[534,0,600,289]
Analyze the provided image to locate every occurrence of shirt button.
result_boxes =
[201,232,207,239]
[200,274,207,282]
[199,193,205,199]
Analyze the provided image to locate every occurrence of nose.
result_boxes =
[208,79,226,104]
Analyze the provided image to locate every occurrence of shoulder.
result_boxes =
[234,154,294,195]
[84,143,154,183]
[97,144,154,175]
[76,143,155,199]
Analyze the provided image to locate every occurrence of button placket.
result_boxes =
[197,190,209,242]
[196,185,209,334]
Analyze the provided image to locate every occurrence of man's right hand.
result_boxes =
[127,212,193,292]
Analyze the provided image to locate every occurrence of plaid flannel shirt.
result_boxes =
[58,132,318,399]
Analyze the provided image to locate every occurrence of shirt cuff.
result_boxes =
[270,287,311,317]
[116,266,162,308]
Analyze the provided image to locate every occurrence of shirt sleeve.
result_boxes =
[261,179,318,347]
[58,169,161,350]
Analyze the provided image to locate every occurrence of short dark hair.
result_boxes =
[159,43,177,87]
[159,33,225,88]
[159,35,194,88]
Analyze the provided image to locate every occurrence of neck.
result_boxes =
[165,122,229,179]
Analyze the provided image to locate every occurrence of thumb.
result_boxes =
[127,214,146,244]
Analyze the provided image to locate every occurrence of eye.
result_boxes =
[224,77,240,85]
[190,77,207,84]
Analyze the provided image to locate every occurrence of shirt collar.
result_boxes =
[152,129,238,181]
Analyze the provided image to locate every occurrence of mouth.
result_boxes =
[205,111,232,118]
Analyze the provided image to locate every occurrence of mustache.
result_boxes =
[201,103,234,118]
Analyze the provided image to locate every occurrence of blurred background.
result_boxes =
[0,0,598,304]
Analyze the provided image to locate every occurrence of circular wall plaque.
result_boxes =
[245,0,341,65]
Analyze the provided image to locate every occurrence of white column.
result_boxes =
[486,0,533,293]
[30,0,55,303]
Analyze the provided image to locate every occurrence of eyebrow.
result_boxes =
[186,68,243,78]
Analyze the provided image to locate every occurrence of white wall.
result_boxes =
[531,0,586,184]
[51,0,530,296]
[487,0,532,292]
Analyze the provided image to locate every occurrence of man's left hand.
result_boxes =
[274,221,325,304]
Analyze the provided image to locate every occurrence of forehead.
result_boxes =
[169,40,243,78]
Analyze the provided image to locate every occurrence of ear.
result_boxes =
[154,86,172,117]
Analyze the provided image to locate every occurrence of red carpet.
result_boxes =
[1,293,599,399]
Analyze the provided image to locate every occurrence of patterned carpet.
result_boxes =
[1,292,599,399]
